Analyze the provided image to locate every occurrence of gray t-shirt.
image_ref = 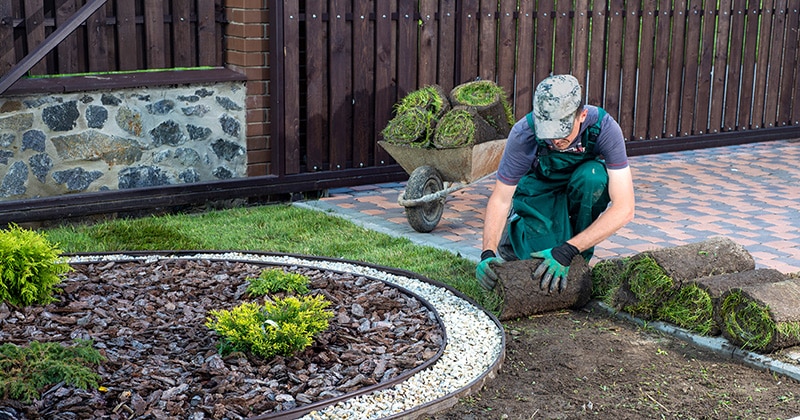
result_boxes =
[496,105,629,186]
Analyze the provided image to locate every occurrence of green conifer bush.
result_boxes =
[0,224,71,306]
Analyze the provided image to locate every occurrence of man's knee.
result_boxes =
[568,161,608,198]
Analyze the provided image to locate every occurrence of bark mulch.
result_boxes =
[0,258,444,419]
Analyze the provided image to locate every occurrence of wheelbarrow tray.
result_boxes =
[378,138,507,183]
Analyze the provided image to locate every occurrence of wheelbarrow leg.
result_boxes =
[403,165,445,233]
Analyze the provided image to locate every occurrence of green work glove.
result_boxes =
[530,243,580,293]
[476,250,503,291]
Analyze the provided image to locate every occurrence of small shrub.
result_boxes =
[0,339,105,403]
[246,269,310,296]
[206,295,333,359]
[0,224,72,306]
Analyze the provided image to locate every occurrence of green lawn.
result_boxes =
[39,204,499,311]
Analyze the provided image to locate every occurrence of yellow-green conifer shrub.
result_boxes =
[206,295,334,359]
[246,269,310,296]
[0,224,72,306]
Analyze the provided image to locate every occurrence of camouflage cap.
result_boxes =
[532,74,582,139]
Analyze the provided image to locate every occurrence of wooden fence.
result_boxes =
[273,0,800,176]
[0,0,224,76]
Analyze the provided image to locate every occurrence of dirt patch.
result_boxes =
[426,308,800,419]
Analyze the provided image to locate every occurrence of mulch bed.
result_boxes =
[0,258,444,419]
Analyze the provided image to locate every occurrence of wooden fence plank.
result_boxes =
[633,0,656,140]
[478,0,497,81]
[172,0,192,67]
[751,0,775,129]
[373,1,393,165]
[737,0,761,129]
[515,0,535,118]
[144,0,165,68]
[116,0,137,70]
[352,0,374,168]
[710,0,732,133]
[438,0,456,90]
[778,0,799,125]
[587,0,607,106]
[649,0,671,139]
[497,0,517,98]
[0,1,13,73]
[55,0,79,74]
[418,0,437,86]
[723,0,745,131]
[459,0,479,83]
[535,0,554,84]
[604,0,625,118]
[790,2,800,126]
[197,0,216,66]
[328,0,352,170]
[305,0,328,171]
[553,0,572,74]
[619,0,641,139]
[764,0,788,128]
[572,0,590,83]
[695,0,716,134]
[282,1,301,174]
[665,0,687,138]
[23,0,47,75]
[87,1,110,72]
[680,0,703,136]
[397,0,417,97]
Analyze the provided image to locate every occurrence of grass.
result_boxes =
[39,204,493,310]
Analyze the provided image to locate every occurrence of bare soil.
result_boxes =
[426,307,800,420]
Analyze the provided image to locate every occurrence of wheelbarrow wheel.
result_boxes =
[404,165,445,233]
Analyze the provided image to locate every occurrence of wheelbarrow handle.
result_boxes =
[398,183,465,208]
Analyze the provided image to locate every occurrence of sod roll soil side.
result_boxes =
[491,256,592,321]
[719,278,800,353]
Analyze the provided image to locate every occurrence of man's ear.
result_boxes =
[578,108,589,123]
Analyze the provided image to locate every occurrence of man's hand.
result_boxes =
[476,250,503,291]
[530,243,580,293]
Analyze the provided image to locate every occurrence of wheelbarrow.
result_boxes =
[377,138,507,233]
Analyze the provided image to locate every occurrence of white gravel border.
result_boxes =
[68,252,505,420]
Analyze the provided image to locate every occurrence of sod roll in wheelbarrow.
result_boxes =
[381,85,451,147]
[449,80,513,138]
[490,256,592,321]
[431,106,499,149]
[718,277,800,353]
[610,237,755,321]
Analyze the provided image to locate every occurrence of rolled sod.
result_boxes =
[381,85,451,147]
[449,80,513,137]
[490,256,592,321]
[394,84,451,119]
[719,277,800,353]
[590,257,627,302]
[380,106,434,147]
[431,106,499,149]
[611,237,755,320]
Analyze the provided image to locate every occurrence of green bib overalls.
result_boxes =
[507,108,611,261]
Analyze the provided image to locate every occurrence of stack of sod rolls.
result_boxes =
[591,236,800,353]
[381,85,450,148]
[381,81,513,149]
[434,80,514,149]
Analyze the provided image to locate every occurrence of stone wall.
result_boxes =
[0,81,247,201]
